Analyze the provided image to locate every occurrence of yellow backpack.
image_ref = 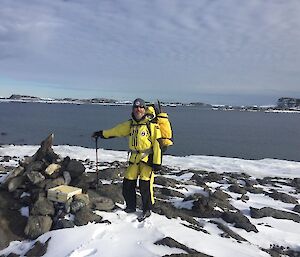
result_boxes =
[146,104,174,151]
[157,112,173,149]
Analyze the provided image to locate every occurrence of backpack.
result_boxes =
[146,103,174,152]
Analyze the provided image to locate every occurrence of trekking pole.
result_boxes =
[95,137,99,190]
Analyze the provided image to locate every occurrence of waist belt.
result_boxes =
[129,148,153,159]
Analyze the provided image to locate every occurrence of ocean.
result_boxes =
[0,102,299,161]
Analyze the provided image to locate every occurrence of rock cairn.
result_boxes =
[0,134,115,241]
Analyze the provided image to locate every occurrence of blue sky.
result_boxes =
[0,0,300,105]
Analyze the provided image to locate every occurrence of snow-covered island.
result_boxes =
[2,94,300,112]
[0,137,299,257]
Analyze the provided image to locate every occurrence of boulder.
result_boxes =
[209,220,247,242]
[0,190,27,251]
[293,205,300,214]
[53,219,75,230]
[91,184,124,203]
[27,171,45,185]
[24,238,51,257]
[70,194,90,213]
[266,191,298,204]
[250,207,300,223]
[91,196,115,211]
[97,167,125,181]
[66,160,85,179]
[24,215,53,239]
[25,161,45,173]
[155,237,200,254]
[155,175,178,188]
[7,176,25,192]
[31,197,55,216]
[221,211,258,233]
[228,184,247,194]
[74,207,102,226]
[44,164,61,177]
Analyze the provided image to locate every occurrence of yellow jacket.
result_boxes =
[102,116,162,166]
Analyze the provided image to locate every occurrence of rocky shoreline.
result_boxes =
[0,135,299,257]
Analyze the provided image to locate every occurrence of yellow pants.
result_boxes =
[123,162,155,210]
[125,162,153,180]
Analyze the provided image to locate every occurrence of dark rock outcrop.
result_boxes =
[250,207,300,223]
[221,211,258,233]
[155,237,200,254]
[266,191,298,204]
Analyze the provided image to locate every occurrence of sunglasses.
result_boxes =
[133,105,145,109]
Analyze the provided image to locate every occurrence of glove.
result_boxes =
[152,164,162,171]
[92,130,104,139]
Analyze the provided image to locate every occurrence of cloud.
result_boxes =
[0,0,300,103]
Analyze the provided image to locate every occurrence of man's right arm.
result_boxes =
[93,120,131,139]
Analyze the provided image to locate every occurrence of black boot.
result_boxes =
[122,178,137,211]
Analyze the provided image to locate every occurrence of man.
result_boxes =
[92,98,162,220]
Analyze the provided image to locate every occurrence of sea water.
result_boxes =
[0,102,299,161]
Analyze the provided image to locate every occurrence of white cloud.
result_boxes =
[0,0,300,104]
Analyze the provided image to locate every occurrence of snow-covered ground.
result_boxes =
[0,145,299,257]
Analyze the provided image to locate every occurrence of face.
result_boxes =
[133,105,146,120]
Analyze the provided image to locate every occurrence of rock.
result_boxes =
[155,237,199,254]
[155,176,178,188]
[32,134,55,162]
[66,160,85,179]
[0,190,27,251]
[24,215,53,239]
[0,165,6,173]
[228,184,247,194]
[25,161,45,173]
[31,197,55,216]
[192,195,221,218]
[27,171,45,185]
[162,254,213,257]
[3,166,24,182]
[221,211,258,232]
[71,173,96,190]
[266,191,298,204]
[7,176,25,192]
[237,194,249,202]
[209,220,247,242]
[250,207,300,223]
[63,171,72,185]
[70,194,90,213]
[190,174,206,186]
[74,193,90,205]
[91,196,115,211]
[53,219,75,230]
[25,238,51,257]
[212,189,231,201]
[91,184,124,204]
[74,207,102,226]
[292,178,300,188]
[70,200,87,213]
[159,187,185,198]
[44,164,61,176]
[246,186,264,194]
[204,172,222,182]
[97,167,125,181]
[44,177,65,191]
[293,205,300,214]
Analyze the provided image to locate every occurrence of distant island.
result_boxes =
[0,94,299,113]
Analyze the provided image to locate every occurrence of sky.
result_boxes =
[0,0,300,105]
[0,145,300,257]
